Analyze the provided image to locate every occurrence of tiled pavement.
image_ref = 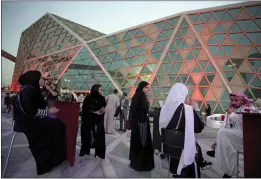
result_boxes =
[1,102,223,178]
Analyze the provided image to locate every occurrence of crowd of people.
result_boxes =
[10,69,254,177]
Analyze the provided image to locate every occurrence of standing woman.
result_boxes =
[13,70,66,176]
[205,104,211,117]
[80,84,106,159]
[129,81,154,171]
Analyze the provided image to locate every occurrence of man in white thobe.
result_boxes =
[212,92,252,178]
[104,89,120,134]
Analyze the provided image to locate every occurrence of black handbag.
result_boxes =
[114,106,121,117]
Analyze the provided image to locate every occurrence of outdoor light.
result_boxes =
[64,79,67,82]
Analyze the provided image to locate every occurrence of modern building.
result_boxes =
[11,1,261,113]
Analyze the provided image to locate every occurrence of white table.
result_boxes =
[206,114,225,129]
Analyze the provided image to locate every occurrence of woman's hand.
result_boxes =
[211,142,217,150]
[48,107,59,114]
[94,107,105,115]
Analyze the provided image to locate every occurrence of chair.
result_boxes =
[2,120,23,177]
[156,128,199,178]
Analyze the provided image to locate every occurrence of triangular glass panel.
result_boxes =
[206,74,215,84]
[168,17,179,26]
[163,28,174,37]
[120,61,130,68]
[180,19,189,27]
[168,74,177,84]
[186,52,194,60]
[222,11,233,20]
[128,29,138,36]
[193,63,202,72]
[249,59,261,71]
[175,52,183,61]
[157,65,166,75]
[169,42,178,51]
[216,47,226,57]
[168,64,178,74]
[152,51,162,60]
[114,71,124,78]
[223,46,234,56]
[157,75,165,84]
[162,21,173,29]
[214,103,224,113]
[136,36,146,43]
[180,27,188,36]
[157,89,166,99]
[140,75,151,82]
[123,33,132,40]
[215,34,226,43]
[230,33,243,43]
[199,75,209,86]
[126,57,134,65]
[215,24,226,33]
[175,39,183,47]
[244,88,254,99]
[180,40,189,49]
[239,35,252,45]
[195,24,203,32]
[113,37,121,43]
[175,31,183,39]
[192,49,201,58]
[174,62,182,72]
[124,39,132,47]
[208,46,218,55]
[152,79,159,86]
[140,66,151,75]
[230,22,243,33]
[163,54,172,63]
[175,76,182,83]
[154,21,165,29]
[201,12,210,22]
[208,36,218,44]
[195,15,204,23]
[230,58,244,69]
[180,74,189,83]
[223,60,236,71]
[240,72,255,84]
[221,89,230,100]
[107,36,115,43]
[228,8,241,19]
[206,62,216,72]
[189,14,197,22]
[192,39,201,47]
[251,88,261,99]
[138,47,147,55]
[162,87,171,96]
[109,60,121,70]
[247,21,261,31]
[158,40,168,49]
[132,66,143,75]
[136,29,145,36]
[103,63,111,70]
[199,61,208,71]
[144,36,153,43]
[247,32,261,43]
[157,32,169,41]
[237,20,251,31]
[163,63,170,72]
[248,47,261,58]
[132,55,146,66]
[126,49,135,58]
[186,76,195,86]
[152,43,162,51]
[250,77,261,87]
[208,13,217,22]
[247,5,260,17]
[199,87,208,98]
[224,71,235,82]
[214,10,225,20]
[147,63,158,72]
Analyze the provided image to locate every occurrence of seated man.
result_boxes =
[207,92,252,178]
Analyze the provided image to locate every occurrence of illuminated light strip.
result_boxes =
[149,15,185,85]
[49,13,123,94]
[184,15,232,93]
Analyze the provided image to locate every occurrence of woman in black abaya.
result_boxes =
[80,84,106,159]
[129,81,154,171]
[13,70,66,175]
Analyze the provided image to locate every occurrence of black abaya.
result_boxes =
[129,86,154,171]
[80,93,106,159]
[166,103,204,177]
[13,82,66,175]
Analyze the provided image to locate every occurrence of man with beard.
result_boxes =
[207,92,252,178]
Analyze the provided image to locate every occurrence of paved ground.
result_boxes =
[1,96,223,178]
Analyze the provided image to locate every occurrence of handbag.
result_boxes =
[114,106,121,117]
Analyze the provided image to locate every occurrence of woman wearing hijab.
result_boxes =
[205,104,211,117]
[129,81,154,171]
[80,84,106,159]
[13,70,66,176]
[159,83,205,177]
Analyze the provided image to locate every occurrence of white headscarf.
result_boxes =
[159,83,196,175]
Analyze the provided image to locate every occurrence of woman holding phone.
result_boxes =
[80,84,106,159]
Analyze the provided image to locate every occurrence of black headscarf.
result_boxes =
[90,84,102,97]
[18,70,42,89]
[131,81,150,147]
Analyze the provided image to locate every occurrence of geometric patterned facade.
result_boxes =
[11,1,261,113]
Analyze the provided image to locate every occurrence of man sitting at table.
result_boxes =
[207,92,252,178]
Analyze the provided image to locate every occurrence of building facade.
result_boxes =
[11,1,261,113]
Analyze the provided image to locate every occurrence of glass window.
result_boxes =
[152,43,162,52]
[180,19,189,27]
[215,34,226,43]
[230,33,243,43]
[180,74,189,83]
[193,63,202,72]
[109,60,121,70]
[175,39,183,47]
[113,37,121,44]
[132,66,143,74]
[163,28,174,37]
[125,57,134,65]
[163,54,172,63]
[187,52,194,60]
[222,11,233,20]
[180,40,189,49]
[230,58,244,69]
[126,49,135,57]
[237,20,251,31]
[120,61,130,68]
[228,8,241,19]
[158,40,169,48]
[192,39,201,47]
[157,32,169,41]
[175,31,183,39]
[208,36,218,44]
[174,62,182,71]
[140,66,151,75]
[132,55,146,66]
[144,36,153,43]
[136,36,146,43]
[138,47,147,55]
[239,35,252,44]
[201,12,210,22]
[240,72,254,84]
[147,63,157,72]
[208,13,217,22]
[215,24,226,33]
[155,21,165,29]
[223,46,234,56]
[199,87,208,98]
[175,52,183,61]
[250,77,261,87]
[157,75,165,84]
[249,59,261,71]
[124,39,132,48]
[247,21,261,31]
[169,42,178,51]
[128,29,138,36]
[152,51,163,60]
[247,6,260,17]
[157,65,165,74]
[199,61,208,70]
[199,76,209,86]
[152,79,159,86]
[206,62,216,72]
[192,49,201,58]
[214,10,225,20]
[123,33,132,40]
[224,71,235,81]
[136,29,145,36]
[223,60,236,71]
[189,14,197,22]
[180,27,188,36]
[195,24,203,32]
[131,46,140,54]
[195,15,204,23]
[208,45,218,54]
[251,88,261,99]
[163,63,170,72]
[186,76,195,86]
[206,74,215,83]
[230,23,242,33]
[168,17,179,26]
[162,21,173,29]
[107,36,115,43]
[168,65,178,74]
[247,32,260,44]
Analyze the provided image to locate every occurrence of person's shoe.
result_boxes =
[200,160,212,170]
[223,173,231,178]
[206,150,215,158]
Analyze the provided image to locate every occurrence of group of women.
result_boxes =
[13,70,206,177]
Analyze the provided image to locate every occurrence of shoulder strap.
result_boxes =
[16,86,34,116]
[175,105,184,130]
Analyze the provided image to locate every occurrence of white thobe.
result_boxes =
[104,94,120,134]
[216,107,245,176]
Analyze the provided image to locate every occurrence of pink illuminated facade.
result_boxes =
[11,1,261,113]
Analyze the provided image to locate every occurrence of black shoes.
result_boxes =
[206,150,215,158]
[223,173,231,178]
